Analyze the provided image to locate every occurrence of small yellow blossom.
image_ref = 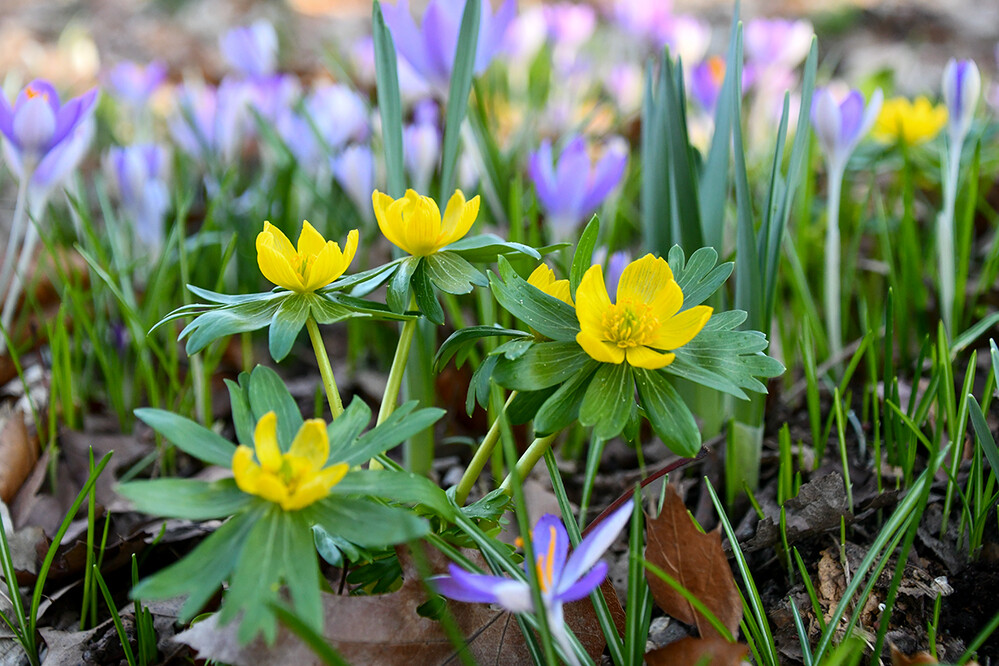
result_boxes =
[872,96,947,146]
[232,412,348,511]
[575,254,712,370]
[256,221,358,292]
[527,264,574,307]
[371,189,479,256]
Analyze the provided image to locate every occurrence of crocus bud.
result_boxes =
[334,145,375,216]
[220,19,279,78]
[942,58,980,145]
[810,86,883,175]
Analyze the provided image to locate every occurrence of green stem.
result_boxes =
[824,168,843,371]
[306,315,343,419]
[938,138,962,336]
[377,313,418,425]
[498,432,559,495]
[454,391,517,505]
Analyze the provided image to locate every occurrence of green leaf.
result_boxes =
[338,402,445,466]
[180,297,283,355]
[325,396,372,457]
[438,0,480,199]
[660,51,703,251]
[445,234,541,263]
[187,285,283,305]
[248,365,304,450]
[117,479,250,520]
[491,258,579,342]
[507,387,557,425]
[269,294,311,362]
[134,408,236,467]
[570,216,600,299]
[387,256,420,312]
[372,0,404,197]
[578,362,634,440]
[634,368,700,457]
[424,251,488,295]
[308,497,430,548]
[413,260,445,324]
[642,56,671,254]
[326,292,416,321]
[492,341,590,391]
[435,325,531,371]
[333,259,403,295]
[308,292,371,325]
[534,361,599,434]
[329,469,456,519]
[968,396,999,475]
[468,353,499,414]
[667,245,733,310]
[225,373,254,446]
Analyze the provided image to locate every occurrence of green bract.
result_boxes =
[118,366,449,643]
[436,240,784,457]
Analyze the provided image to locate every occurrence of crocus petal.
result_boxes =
[382,0,433,85]
[0,93,13,141]
[529,514,570,591]
[624,345,674,369]
[810,88,842,160]
[558,499,633,592]
[30,118,94,196]
[856,88,884,144]
[555,561,607,603]
[253,412,283,472]
[288,418,329,469]
[422,0,460,87]
[553,137,590,219]
[652,305,712,350]
[50,88,98,148]
[580,139,627,213]
[13,96,56,154]
[615,254,674,305]
[435,564,521,605]
[837,90,865,145]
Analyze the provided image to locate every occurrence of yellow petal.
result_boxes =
[528,264,555,290]
[232,445,259,494]
[253,411,283,472]
[288,418,329,469]
[262,221,296,256]
[254,471,290,506]
[297,220,327,257]
[289,462,349,510]
[257,233,306,291]
[439,190,479,247]
[653,305,713,350]
[304,229,358,291]
[374,190,410,253]
[574,265,611,336]
[647,278,684,321]
[399,190,442,256]
[625,345,675,370]
[616,254,674,305]
[576,330,625,364]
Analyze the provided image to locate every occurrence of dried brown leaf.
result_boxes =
[646,636,749,666]
[0,408,38,503]
[645,485,742,640]
[890,644,939,665]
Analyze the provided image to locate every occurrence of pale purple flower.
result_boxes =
[528,135,628,239]
[744,18,813,70]
[810,86,882,174]
[106,61,167,105]
[0,80,99,186]
[689,57,727,114]
[403,100,441,192]
[381,0,516,94]
[105,143,171,250]
[613,0,673,47]
[277,83,368,172]
[220,19,279,79]
[169,82,240,164]
[605,64,643,115]
[349,36,431,100]
[663,15,711,64]
[432,502,633,666]
[502,6,547,62]
[333,144,375,216]
[605,250,630,297]
[543,3,596,50]
[942,58,981,145]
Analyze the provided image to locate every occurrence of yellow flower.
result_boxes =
[528,264,574,307]
[256,221,359,292]
[575,254,712,370]
[371,189,480,256]
[872,96,948,146]
[232,411,348,511]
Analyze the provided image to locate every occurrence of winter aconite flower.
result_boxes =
[256,221,358,292]
[528,264,573,307]
[575,254,711,370]
[372,189,480,256]
[232,411,348,511]
[433,502,633,666]
[872,96,947,146]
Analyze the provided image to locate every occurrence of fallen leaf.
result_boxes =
[890,644,938,665]
[646,636,749,665]
[645,485,742,640]
[0,408,38,503]
[176,544,624,665]
[742,473,850,552]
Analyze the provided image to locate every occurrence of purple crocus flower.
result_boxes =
[220,19,279,79]
[403,100,441,193]
[333,144,376,217]
[0,80,99,184]
[744,18,813,70]
[528,135,628,240]
[106,143,171,251]
[169,82,239,164]
[433,501,633,666]
[543,3,596,50]
[942,58,980,146]
[810,86,883,175]
[381,0,516,94]
[689,56,727,114]
[106,61,167,105]
[613,0,673,48]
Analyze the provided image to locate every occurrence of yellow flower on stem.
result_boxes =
[575,254,712,370]
[371,188,480,256]
[872,96,948,146]
[232,411,348,511]
[527,264,573,307]
[256,221,359,292]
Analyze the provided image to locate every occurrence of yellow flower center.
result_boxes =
[25,86,48,101]
[602,300,659,348]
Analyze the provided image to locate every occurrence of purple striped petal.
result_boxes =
[554,560,607,603]
[529,513,570,591]
[837,90,865,144]
[558,499,633,595]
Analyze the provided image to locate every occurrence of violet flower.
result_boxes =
[169,82,241,164]
[403,100,441,193]
[105,143,171,251]
[942,58,980,147]
[278,84,368,173]
[689,57,727,114]
[381,0,516,94]
[743,18,813,70]
[433,501,633,666]
[106,61,167,106]
[528,135,627,240]
[220,19,279,79]
[810,86,883,176]
[543,3,596,51]
[333,144,376,219]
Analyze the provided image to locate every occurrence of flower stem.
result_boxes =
[306,315,343,419]
[453,391,517,505]
[498,432,559,495]
[0,175,32,356]
[377,311,418,425]
[824,168,843,372]
[938,138,962,336]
